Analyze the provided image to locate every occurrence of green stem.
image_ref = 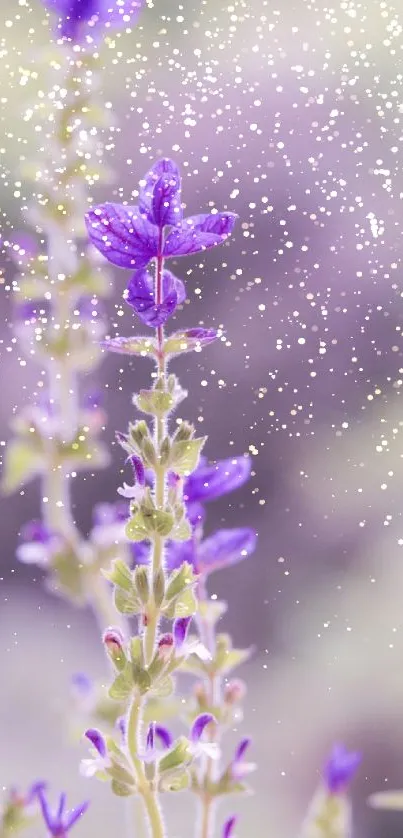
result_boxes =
[196,582,221,838]
[127,695,165,838]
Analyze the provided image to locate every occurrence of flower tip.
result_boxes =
[191,713,216,742]
[223,816,238,838]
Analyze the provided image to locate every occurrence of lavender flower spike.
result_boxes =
[85,159,237,271]
[43,0,144,43]
[323,744,361,794]
[36,787,89,837]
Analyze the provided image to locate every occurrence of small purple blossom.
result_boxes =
[85,728,107,758]
[144,722,173,760]
[229,737,256,781]
[323,744,361,794]
[184,456,251,505]
[85,159,237,271]
[197,528,257,574]
[125,268,186,327]
[173,616,192,649]
[71,672,93,697]
[129,454,146,486]
[36,787,89,837]
[43,0,144,43]
[223,817,238,838]
[17,520,61,566]
[191,713,216,743]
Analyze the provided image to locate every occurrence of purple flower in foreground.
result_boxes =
[81,729,110,778]
[85,158,237,272]
[323,744,361,794]
[184,455,251,506]
[126,267,186,327]
[36,787,89,837]
[43,0,144,43]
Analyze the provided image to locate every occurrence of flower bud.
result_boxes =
[224,679,246,706]
[158,633,174,662]
[103,628,126,670]
[173,421,194,443]
[193,681,209,708]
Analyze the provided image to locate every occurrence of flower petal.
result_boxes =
[139,159,182,227]
[198,528,257,575]
[126,268,184,327]
[165,538,196,572]
[323,744,361,793]
[173,616,192,649]
[85,728,107,758]
[223,817,238,838]
[184,456,251,504]
[85,203,158,270]
[164,212,237,258]
[191,713,216,743]
[155,725,173,749]
[64,800,90,831]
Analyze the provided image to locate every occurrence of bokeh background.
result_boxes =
[1,0,403,836]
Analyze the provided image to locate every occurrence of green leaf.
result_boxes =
[125,513,149,542]
[133,565,149,604]
[106,760,136,788]
[114,588,141,615]
[165,562,197,601]
[103,559,134,592]
[130,636,144,665]
[169,438,206,476]
[159,737,192,775]
[151,676,175,698]
[141,507,174,537]
[160,770,190,793]
[131,664,152,694]
[109,667,134,701]
[1,440,43,494]
[111,779,134,797]
[164,330,219,356]
[136,388,174,417]
[171,518,192,542]
[173,587,198,618]
[102,336,157,357]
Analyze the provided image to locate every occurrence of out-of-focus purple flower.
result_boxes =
[14,299,51,322]
[197,528,257,574]
[229,738,256,781]
[8,781,47,813]
[125,268,186,327]
[223,817,237,838]
[165,527,256,578]
[184,456,251,505]
[323,745,361,794]
[82,390,103,411]
[17,520,61,566]
[90,501,128,548]
[190,714,219,761]
[139,158,182,228]
[35,786,89,836]
[85,158,237,271]
[75,295,106,321]
[71,673,95,713]
[43,0,144,43]
[9,232,40,265]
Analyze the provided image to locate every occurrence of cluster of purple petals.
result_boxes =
[85,158,237,331]
[42,0,144,43]
[133,455,256,576]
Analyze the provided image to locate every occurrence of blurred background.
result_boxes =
[1,0,403,836]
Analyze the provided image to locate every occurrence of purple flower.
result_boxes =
[191,713,215,743]
[43,0,144,43]
[173,616,192,649]
[223,817,237,838]
[144,722,173,759]
[165,527,256,578]
[85,728,107,758]
[184,455,251,505]
[85,159,237,270]
[71,672,93,696]
[323,744,361,794]
[14,299,51,322]
[139,158,182,228]
[92,501,128,527]
[197,528,257,574]
[17,520,62,566]
[229,738,256,781]
[126,268,186,327]
[35,787,89,837]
